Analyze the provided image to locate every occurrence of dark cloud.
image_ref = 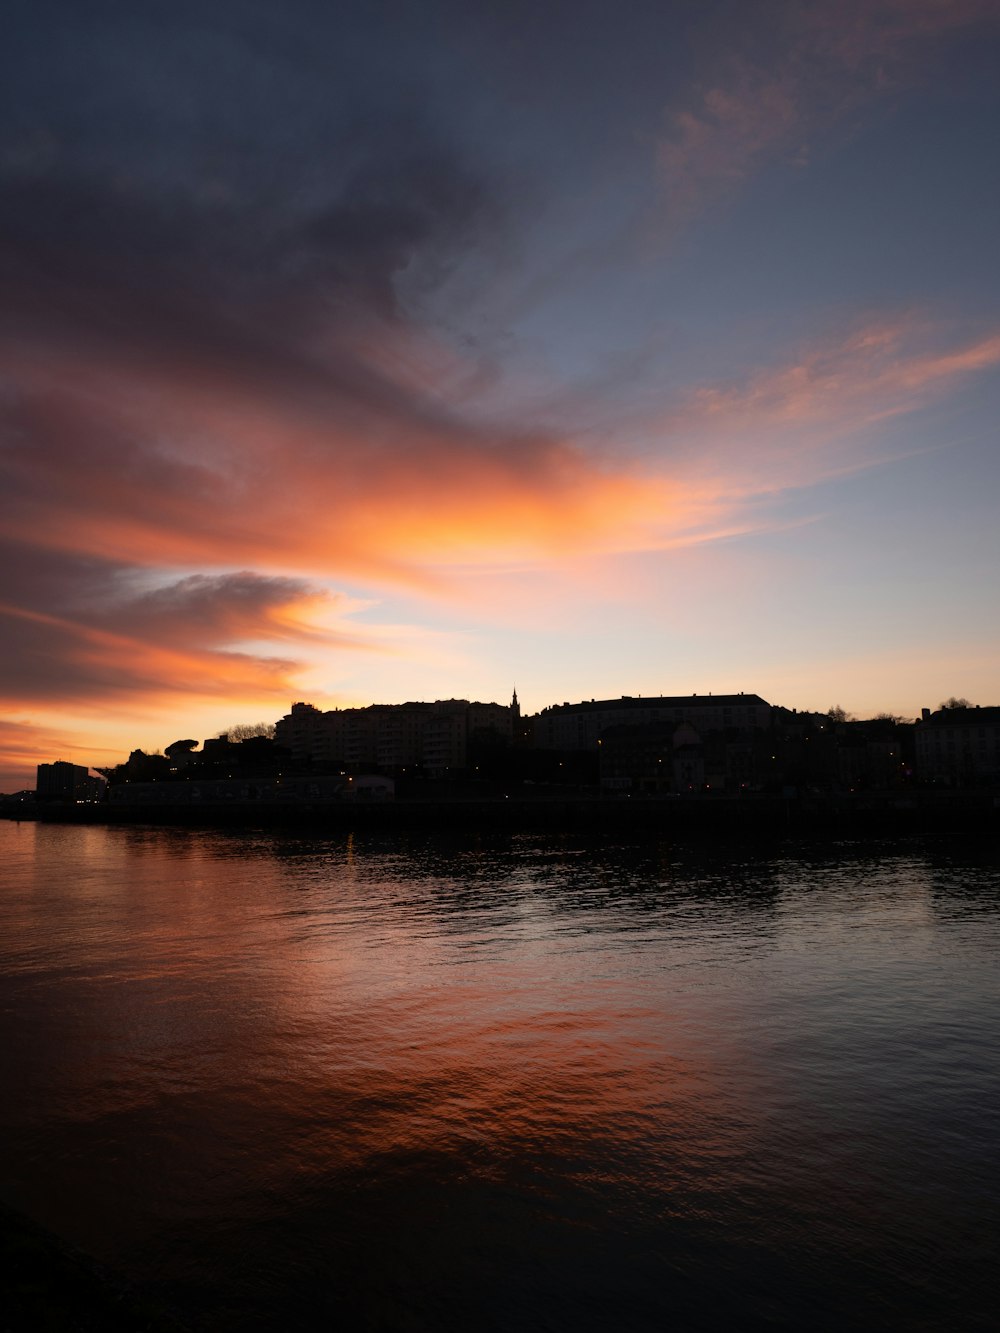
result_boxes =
[0,538,134,617]
[0,0,509,470]
[1,389,230,561]
[298,147,493,321]
[104,571,342,647]
[0,147,498,427]
[0,533,354,707]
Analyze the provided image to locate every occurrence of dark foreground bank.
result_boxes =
[4,792,999,839]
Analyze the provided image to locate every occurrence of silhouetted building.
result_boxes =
[599,719,777,793]
[275,698,515,774]
[273,703,325,762]
[1,789,36,807]
[36,761,106,803]
[915,705,1000,786]
[600,722,706,793]
[834,726,910,791]
[532,693,771,752]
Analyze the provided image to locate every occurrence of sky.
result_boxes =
[2,0,999,789]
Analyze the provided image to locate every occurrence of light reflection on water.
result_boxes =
[0,821,998,1330]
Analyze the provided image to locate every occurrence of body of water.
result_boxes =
[1,820,998,1329]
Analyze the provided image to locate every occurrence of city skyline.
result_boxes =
[13,687,980,791]
[2,0,999,791]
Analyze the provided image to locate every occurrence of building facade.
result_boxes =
[915,705,1000,785]
[531,694,771,752]
[275,698,516,774]
[36,761,106,802]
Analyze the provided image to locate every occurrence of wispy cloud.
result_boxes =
[654,315,1000,494]
[0,592,304,705]
[656,0,999,229]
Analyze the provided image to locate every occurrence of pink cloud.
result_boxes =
[656,0,999,228]
[679,319,1000,430]
[655,316,1000,494]
[658,68,799,228]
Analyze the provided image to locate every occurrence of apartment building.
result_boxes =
[531,693,771,751]
[36,760,106,802]
[915,705,1000,785]
[275,697,516,773]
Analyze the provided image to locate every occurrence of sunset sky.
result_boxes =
[2,0,999,789]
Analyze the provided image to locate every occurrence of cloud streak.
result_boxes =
[0,571,340,706]
[652,316,1000,497]
[674,319,1000,431]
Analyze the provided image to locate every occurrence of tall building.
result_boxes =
[36,761,106,803]
[275,698,516,773]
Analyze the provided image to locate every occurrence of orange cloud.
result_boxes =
[0,561,383,742]
[2,340,683,580]
[0,315,695,774]
[0,599,297,701]
[0,579,354,788]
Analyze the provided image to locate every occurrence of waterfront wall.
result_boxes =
[4,793,999,840]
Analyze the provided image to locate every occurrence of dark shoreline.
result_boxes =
[4,792,998,839]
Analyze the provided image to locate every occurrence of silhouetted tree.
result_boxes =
[826,705,852,722]
[939,697,971,710]
[220,722,276,741]
[165,738,199,756]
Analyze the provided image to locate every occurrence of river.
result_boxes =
[0,820,997,1330]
